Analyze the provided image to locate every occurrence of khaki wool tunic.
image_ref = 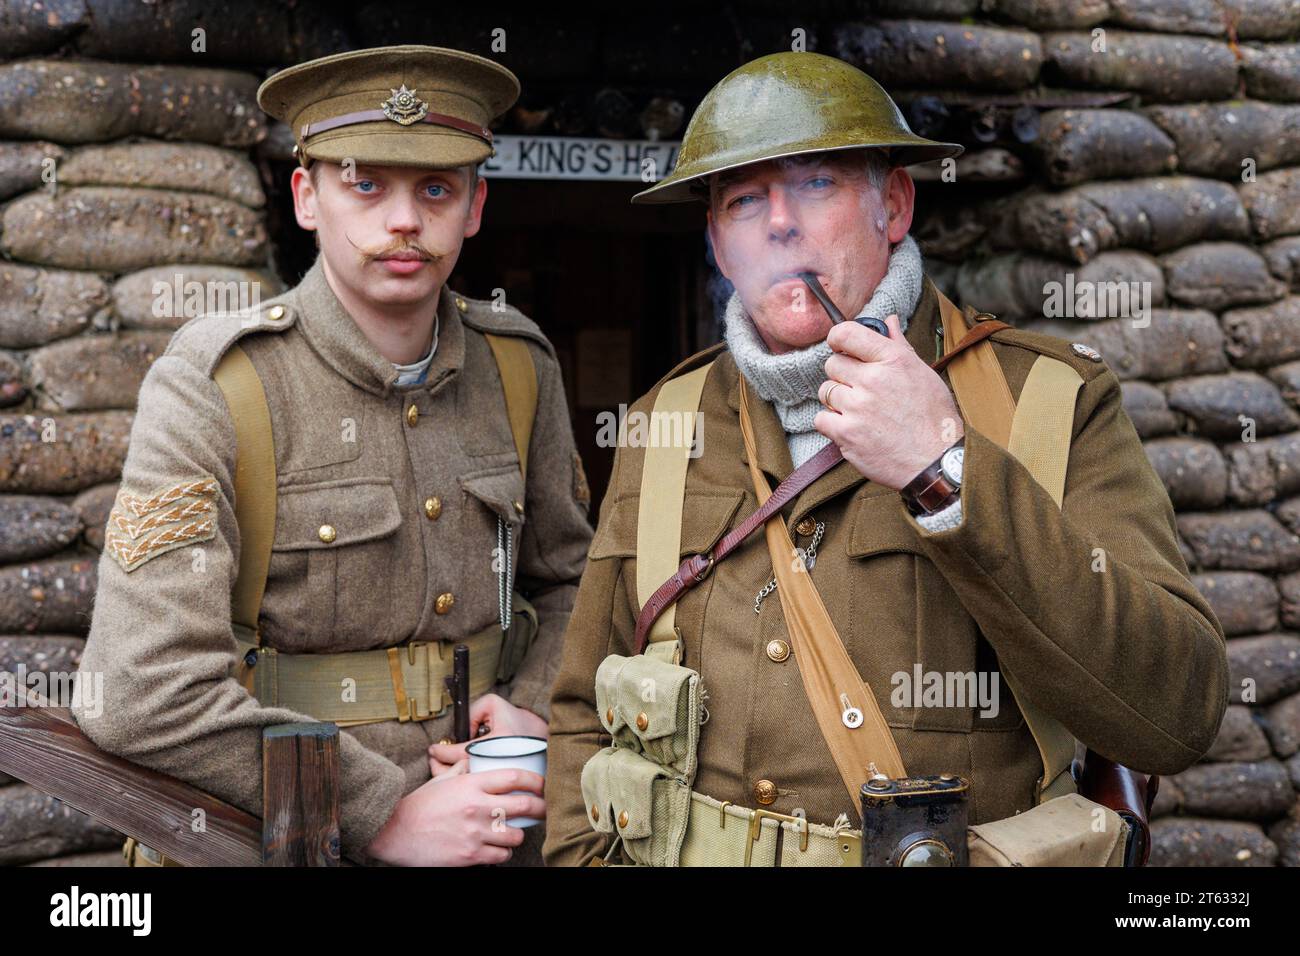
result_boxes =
[542,275,1229,867]
[73,254,594,863]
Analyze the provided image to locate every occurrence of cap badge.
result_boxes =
[381,84,429,125]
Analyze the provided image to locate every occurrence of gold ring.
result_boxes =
[823,381,842,413]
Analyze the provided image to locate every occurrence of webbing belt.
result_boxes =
[678,791,862,867]
[231,593,536,727]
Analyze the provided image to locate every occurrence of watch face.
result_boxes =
[941,445,964,484]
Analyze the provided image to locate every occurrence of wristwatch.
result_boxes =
[901,438,965,517]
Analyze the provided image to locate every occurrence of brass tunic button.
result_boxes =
[766,639,791,663]
[437,737,454,746]
[591,804,600,823]
[754,779,778,805]
[435,592,455,614]
[267,305,285,321]
[605,707,614,725]
[617,810,629,828]
[406,404,419,427]
[635,712,649,732]
[423,496,442,520]
[317,524,337,544]
[795,516,817,536]
[455,296,468,312]
[513,499,524,516]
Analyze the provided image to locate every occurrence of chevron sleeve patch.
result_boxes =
[104,475,219,573]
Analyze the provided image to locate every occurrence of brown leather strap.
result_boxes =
[301,109,493,144]
[632,316,1006,654]
[634,439,842,654]
[740,376,908,794]
[932,319,1007,372]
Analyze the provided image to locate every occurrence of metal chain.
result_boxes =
[497,516,514,632]
[754,519,825,613]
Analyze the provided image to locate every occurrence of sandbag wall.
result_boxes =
[1,0,1298,867]
[852,2,1300,867]
[0,6,303,864]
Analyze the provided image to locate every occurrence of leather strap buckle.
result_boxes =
[690,552,714,583]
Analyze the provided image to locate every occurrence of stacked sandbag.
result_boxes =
[0,7,287,866]
[827,1,1300,867]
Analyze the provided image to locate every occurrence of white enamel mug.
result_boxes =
[465,735,548,828]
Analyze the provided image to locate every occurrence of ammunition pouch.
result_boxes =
[580,644,704,866]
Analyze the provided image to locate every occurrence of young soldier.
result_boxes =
[73,45,593,866]
[543,53,1228,867]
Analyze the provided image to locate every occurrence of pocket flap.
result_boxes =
[580,746,665,842]
[595,655,630,737]
[846,488,925,558]
[273,477,402,550]
[461,467,526,526]
[614,653,694,744]
[589,489,744,560]
[580,746,618,834]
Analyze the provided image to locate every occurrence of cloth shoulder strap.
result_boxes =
[938,290,1085,801]
[212,344,277,647]
[739,377,906,804]
[1002,353,1086,802]
[484,333,539,482]
[634,361,714,660]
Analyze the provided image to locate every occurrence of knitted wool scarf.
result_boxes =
[723,233,924,467]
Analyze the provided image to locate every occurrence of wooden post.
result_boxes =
[261,722,340,867]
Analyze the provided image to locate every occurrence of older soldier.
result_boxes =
[72,45,593,866]
[542,52,1228,867]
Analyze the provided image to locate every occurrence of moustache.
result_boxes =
[347,234,446,266]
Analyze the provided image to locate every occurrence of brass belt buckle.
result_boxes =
[743,807,809,866]
[402,641,436,722]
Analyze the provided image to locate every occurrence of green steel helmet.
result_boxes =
[631,51,963,204]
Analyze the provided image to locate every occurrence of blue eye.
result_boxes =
[353,180,376,193]
[806,177,832,189]
[425,184,446,198]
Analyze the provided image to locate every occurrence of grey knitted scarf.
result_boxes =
[724,234,925,467]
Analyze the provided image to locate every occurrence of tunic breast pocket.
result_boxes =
[266,477,403,650]
[456,466,527,629]
[845,488,1017,735]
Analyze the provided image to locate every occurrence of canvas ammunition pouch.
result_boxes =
[580,644,705,866]
[584,290,1145,867]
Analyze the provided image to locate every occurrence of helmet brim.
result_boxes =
[630,138,965,205]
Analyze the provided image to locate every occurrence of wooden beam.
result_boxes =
[0,684,262,866]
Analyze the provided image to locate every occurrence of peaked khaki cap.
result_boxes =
[257,44,520,170]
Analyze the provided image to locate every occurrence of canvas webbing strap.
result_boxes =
[485,333,538,481]
[213,344,277,650]
[1003,354,1086,802]
[634,362,713,652]
[740,376,907,803]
